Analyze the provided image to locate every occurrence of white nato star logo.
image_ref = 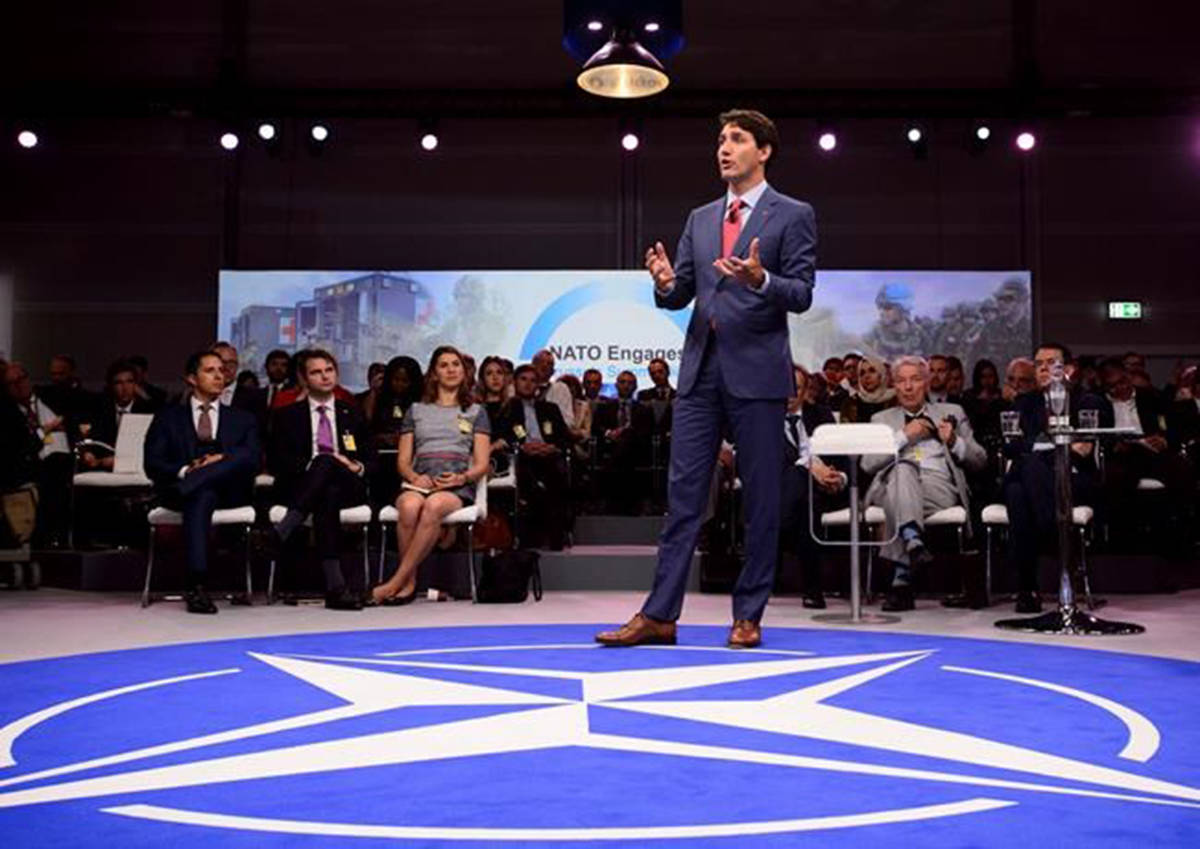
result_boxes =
[1,642,1198,840]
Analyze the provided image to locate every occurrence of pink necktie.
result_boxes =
[721,198,743,258]
[316,405,335,454]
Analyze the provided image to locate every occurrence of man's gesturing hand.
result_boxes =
[712,237,765,288]
[645,242,676,291]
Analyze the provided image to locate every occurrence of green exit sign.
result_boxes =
[1108,301,1143,320]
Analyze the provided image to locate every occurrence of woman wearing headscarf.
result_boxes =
[839,356,896,423]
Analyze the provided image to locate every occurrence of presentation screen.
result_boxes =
[219,269,1031,392]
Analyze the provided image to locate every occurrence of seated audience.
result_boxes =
[945,356,966,401]
[127,354,169,410]
[793,365,834,436]
[355,361,387,423]
[838,355,895,423]
[370,355,424,448]
[4,362,75,547]
[211,341,241,407]
[821,357,849,409]
[272,349,358,410]
[40,354,93,432]
[0,373,42,502]
[494,363,572,548]
[779,374,848,610]
[367,355,424,504]
[1098,357,1195,554]
[262,350,376,610]
[592,370,655,515]
[841,352,862,398]
[532,348,576,429]
[582,368,606,406]
[1002,357,1037,402]
[636,357,677,438]
[261,349,294,407]
[143,351,258,613]
[477,355,510,424]
[1001,343,1108,613]
[557,374,593,447]
[372,345,490,604]
[863,356,986,612]
[79,359,157,470]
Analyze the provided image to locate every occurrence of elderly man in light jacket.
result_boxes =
[863,355,987,611]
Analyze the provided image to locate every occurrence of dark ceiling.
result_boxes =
[4,1,1199,119]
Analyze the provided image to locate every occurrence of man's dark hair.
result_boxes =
[1035,341,1073,363]
[184,350,222,376]
[304,348,338,373]
[648,357,670,375]
[583,368,602,379]
[105,358,137,385]
[928,353,948,364]
[822,357,842,370]
[1098,356,1127,375]
[513,364,537,380]
[719,109,780,166]
[51,353,77,370]
[946,356,964,372]
[264,349,290,366]
[291,348,315,379]
[127,354,149,371]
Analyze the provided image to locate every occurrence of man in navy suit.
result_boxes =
[597,109,817,649]
[144,351,259,613]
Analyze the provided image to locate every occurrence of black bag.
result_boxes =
[477,550,543,603]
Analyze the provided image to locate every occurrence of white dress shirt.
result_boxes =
[543,380,576,429]
[190,395,221,437]
[1108,392,1143,434]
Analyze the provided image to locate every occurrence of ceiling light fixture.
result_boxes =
[577,29,669,99]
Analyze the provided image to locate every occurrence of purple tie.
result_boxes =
[316,405,335,454]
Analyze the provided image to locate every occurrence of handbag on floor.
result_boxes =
[477,549,542,603]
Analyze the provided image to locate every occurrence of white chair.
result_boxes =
[980,502,1097,608]
[264,504,373,602]
[377,475,488,601]
[70,413,155,547]
[143,505,256,607]
[808,424,899,624]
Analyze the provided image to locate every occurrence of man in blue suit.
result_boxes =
[597,109,817,649]
[144,350,259,613]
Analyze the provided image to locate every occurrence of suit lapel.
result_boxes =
[731,187,775,258]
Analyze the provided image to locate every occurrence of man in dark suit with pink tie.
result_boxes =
[597,109,817,649]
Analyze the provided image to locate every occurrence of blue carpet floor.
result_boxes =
[1,624,1198,847]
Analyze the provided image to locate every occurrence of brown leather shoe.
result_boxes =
[728,619,762,649]
[595,613,677,647]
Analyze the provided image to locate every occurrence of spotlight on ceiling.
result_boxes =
[17,130,38,149]
[906,126,923,144]
[220,132,239,151]
[975,125,991,141]
[621,132,640,151]
[1016,131,1037,152]
[577,29,669,99]
[587,20,603,32]
[818,131,837,152]
[421,133,439,151]
[310,124,329,142]
[258,123,277,141]
[644,22,660,32]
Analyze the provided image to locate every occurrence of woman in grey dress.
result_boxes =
[371,345,491,604]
